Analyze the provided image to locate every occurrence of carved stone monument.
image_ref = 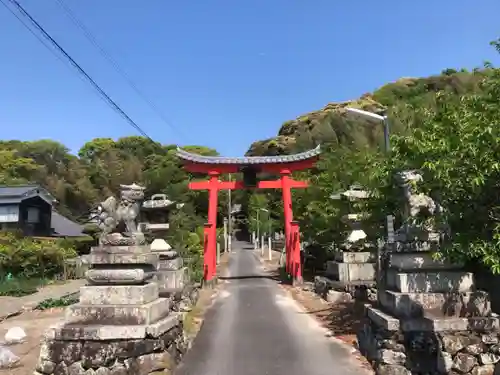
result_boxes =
[35,184,189,375]
[358,171,500,375]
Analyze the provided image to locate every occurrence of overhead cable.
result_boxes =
[54,0,188,142]
[2,0,154,140]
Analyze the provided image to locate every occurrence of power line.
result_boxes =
[2,0,153,140]
[54,0,187,143]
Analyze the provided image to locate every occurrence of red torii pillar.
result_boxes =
[280,169,294,274]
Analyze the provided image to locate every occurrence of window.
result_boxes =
[0,205,19,223]
[27,207,40,223]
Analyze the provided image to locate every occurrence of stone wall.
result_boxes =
[37,316,186,375]
[35,285,199,375]
[358,316,500,375]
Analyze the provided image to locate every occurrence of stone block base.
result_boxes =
[86,268,155,285]
[380,290,478,319]
[35,315,188,375]
[334,251,375,263]
[325,261,376,282]
[386,270,475,293]
[366,306,500,332]
[79,282,159,305]
[388,251,463,271]
[65,298,172,325]
[157,268,188,294]
[158,255,183,270]
[45,314,180,341]
[358,315,500,374]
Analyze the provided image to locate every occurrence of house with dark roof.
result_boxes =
[0,185,85,237]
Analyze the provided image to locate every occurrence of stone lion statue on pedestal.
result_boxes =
[97,183,146,246]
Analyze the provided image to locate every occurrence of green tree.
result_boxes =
[0,149,41,184]
[368,52,500,272]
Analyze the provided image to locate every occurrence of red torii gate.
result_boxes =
[176,145,321,284]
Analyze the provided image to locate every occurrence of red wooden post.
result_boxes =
[290,222,297,279]
[280,170,293,274]
[207,173,220,281]
[203,223,212,283]
[290,221,302,283]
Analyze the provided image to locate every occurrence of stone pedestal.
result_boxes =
[150,238,189,296]
[326,251,376,284]
[35,245,189,375]
[358,232,500,375]
[315,251,376,302]
[357,170,500,374]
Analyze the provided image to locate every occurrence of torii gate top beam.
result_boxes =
[176,145,321,174]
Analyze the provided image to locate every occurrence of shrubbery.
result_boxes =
[0,231,77,279]
[172,225,226,283]
[56,235,96,255]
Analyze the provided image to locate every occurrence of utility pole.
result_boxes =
[227,173,232,252]
[346,107,395,302]
[256,209,260,247]
[223,217,228,253]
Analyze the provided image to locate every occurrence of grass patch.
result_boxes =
[0,277,48,297]
[35,295,79,310]
[183,303,204,336]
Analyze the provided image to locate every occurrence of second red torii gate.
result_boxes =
[176,145,321,284]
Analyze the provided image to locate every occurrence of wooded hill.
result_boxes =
[246,68,491,157]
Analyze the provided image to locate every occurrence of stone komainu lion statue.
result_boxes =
[97,183,146,246]
[397,170,443,219]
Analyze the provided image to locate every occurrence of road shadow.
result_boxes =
[239,245,256,250]
[300,300,375,339]
[220,273,282,282]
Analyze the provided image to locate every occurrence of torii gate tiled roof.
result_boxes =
[176,145,321,165]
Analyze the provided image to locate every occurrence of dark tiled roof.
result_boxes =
[0,185,56,204]
[51,211,85,237]
[176,145,321,165]
[0,185,38,197]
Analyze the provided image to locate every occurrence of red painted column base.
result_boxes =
[290,221,303,283]
[203,223,214,283]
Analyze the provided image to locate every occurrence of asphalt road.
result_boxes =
[174,241,369,375]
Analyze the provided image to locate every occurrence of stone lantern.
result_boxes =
[331,184,372,251]
[325,185,376,288]
[141,193,187,295]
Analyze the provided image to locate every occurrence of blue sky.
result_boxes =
[0,0,499,156]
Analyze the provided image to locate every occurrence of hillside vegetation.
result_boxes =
[246,68,489,156]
